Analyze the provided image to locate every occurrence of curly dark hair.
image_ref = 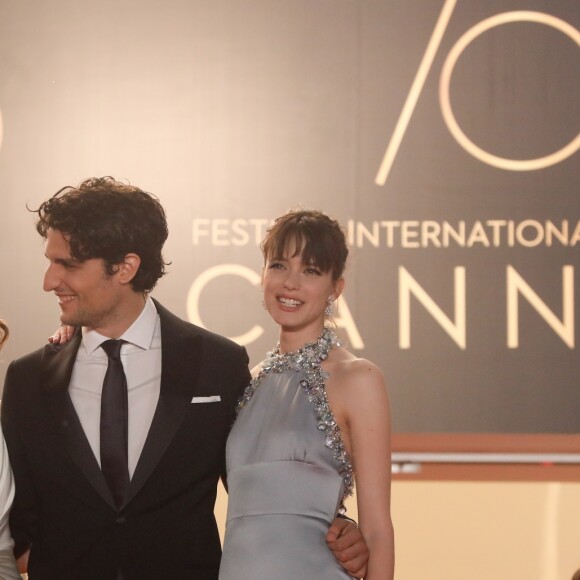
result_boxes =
[33,177,169,292]
[261,209,348,282]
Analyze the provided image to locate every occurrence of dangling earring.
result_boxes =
[325,298,333,317]
[261,297,267,310]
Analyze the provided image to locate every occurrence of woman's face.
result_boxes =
[262,246,343,341]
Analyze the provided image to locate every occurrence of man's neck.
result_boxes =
[85,293,148,339]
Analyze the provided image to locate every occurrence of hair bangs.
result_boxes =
[265,221,334,273]
[262,209,348,281]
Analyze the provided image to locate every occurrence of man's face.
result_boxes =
[43,228,125,332]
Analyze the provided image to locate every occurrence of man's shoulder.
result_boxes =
[186,321,244,353]
[7,344,47,371]
[154,299,246,355]
[2,344,50,399]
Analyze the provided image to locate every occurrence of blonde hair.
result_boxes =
[0,320,8,350]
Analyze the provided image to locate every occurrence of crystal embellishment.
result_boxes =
[236,327,354,513]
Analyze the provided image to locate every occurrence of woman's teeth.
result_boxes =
[278,297,302,307]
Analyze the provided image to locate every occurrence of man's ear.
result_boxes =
[116,254,141,285]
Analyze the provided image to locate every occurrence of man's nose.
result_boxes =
[43,264,59,292]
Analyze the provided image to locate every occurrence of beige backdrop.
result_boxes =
[0,0,578,578]
[215,482,580,579]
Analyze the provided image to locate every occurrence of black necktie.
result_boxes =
[100,339,130,508]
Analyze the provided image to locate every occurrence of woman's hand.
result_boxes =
[48,325,76,344]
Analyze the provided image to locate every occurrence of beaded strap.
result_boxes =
[237,327,354,513]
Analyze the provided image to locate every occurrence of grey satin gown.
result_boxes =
[219,332,355,580]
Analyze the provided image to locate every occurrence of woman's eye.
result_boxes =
[269,262,284,270]
[305,267,321,275]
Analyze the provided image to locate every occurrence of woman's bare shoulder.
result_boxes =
[326,348,390,431]
[328,348,386,391]
[250,361,264,379]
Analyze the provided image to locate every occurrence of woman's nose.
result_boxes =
[283,270,300,290]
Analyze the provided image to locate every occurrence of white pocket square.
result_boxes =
[191,395,221,403]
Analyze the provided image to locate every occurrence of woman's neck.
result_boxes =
[278,326,325,354]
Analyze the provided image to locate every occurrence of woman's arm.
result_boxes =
[336,359,395,580]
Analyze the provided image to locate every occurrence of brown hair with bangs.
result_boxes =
[261,209,348,282]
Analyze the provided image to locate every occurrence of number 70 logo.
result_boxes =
[375,2,580,185]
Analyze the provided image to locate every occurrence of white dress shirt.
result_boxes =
[0,432,20,579]
[69,297,162,478]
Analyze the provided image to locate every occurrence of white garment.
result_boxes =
[0,431,21,579]
[68,297,162,477]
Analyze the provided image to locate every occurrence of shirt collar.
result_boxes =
[81,296,159,355]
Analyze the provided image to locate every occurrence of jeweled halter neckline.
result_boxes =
[267,326,340,368]
[237,326,354,513]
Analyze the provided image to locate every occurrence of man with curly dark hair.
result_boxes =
[34,177,169,295]
[1,177,366,579]
[1,177,251,579]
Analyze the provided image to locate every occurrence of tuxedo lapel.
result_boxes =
[41,333,116,510]
[40,303,207,510]
[125,304,203,506]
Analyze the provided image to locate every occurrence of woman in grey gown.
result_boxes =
[219,210,394,580]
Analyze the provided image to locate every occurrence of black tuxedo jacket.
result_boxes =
[1,301,250,579]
